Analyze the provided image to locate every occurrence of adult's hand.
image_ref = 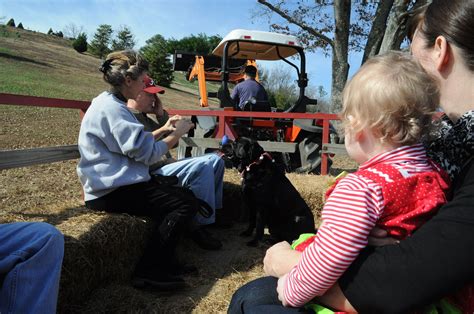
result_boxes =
[173,119,194,137]
[152,94,164,117]
[263,241,301,278]
[162,115,182,133]
[367,227,399,246]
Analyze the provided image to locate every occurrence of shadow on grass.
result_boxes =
[0,52,50,67]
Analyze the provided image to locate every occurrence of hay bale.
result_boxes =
[55,209,151,313]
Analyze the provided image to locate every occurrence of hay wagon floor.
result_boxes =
[1,160,359,313]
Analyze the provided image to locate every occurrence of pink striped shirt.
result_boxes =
[284,144,448,307]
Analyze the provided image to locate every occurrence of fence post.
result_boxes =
[321,118,330,175]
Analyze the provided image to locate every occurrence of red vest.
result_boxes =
[326,162,450,240]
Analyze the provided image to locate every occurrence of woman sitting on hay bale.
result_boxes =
[77,50,203,290]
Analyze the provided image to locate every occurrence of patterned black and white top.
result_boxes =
[426,110,474,180]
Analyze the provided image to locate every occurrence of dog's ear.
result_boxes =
[221,142,234,157]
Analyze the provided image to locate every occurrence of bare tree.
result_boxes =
[63,23,85,39]
[256,0,424,113]
[260,66,299,110]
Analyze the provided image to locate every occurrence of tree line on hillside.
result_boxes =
[68,23,221,88]
[4,0,423,113]
[6,18,24,29]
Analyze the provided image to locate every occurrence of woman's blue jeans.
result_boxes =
[0,222,64,314]
[154,153,225,226]
[228,276,311,313]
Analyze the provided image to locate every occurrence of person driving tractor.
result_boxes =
[231,65,269,110]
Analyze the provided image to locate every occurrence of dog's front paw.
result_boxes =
[240,229,253,237]
[246,239,259,247]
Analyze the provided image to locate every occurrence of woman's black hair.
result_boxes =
[419,0,474,71]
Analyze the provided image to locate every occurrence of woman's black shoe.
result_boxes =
[191,228,223,250]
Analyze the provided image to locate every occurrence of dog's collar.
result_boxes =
[241,152,275,177]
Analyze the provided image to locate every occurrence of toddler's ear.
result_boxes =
[354,129,365,141]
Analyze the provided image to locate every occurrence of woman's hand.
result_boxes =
[368,227,399,246]
[161,115,182,133]
[277,274,289,306]
[263,241,301,278]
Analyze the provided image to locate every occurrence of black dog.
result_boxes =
[223,137,316,246]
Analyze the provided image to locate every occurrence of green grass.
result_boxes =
[0,58,105,100]
[173,70,222,93]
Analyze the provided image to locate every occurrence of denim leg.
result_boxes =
[156,154,220,225]
[228,276,310,314]
[229,276,279,313]
[203,154,225,210]
[0,222,64,314]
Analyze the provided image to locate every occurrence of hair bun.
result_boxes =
[99,59,113,74]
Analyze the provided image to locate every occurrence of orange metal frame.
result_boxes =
[0,93,340,175]
[187,57,258,108]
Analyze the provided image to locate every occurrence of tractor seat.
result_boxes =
[242,99,271,112]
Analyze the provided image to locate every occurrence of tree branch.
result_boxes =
[257,0,334,49]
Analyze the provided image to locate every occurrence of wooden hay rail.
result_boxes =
[0,93,345,174]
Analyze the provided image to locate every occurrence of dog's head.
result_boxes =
[222,137,264,172]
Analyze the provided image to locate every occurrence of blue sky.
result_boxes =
[1,0,363,96]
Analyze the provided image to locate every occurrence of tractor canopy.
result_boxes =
[212,29,313,113]
[212,29,302,60]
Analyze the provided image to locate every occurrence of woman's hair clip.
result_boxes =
[99,59,113,74]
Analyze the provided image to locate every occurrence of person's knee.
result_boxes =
[37,223,64,250]
[210,154,225,172]
[25,222,64,259]
[229,277,279,313]
[229,285,247,314]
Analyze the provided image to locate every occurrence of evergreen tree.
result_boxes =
[90,24,113,58]
[55,31,63,38]
[73,32,88,53]
[166,33,222,55]
[47,28,54,35]
[140,34,173,87]
[17,22,24,29]
[111,25,135,51]
[6,18,15,27]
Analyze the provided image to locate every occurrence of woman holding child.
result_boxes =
[229,0,474,312]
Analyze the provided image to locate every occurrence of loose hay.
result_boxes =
[1,162,352,312]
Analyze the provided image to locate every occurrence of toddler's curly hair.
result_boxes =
[341,51,439,146]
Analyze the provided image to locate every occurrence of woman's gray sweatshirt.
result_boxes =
[77,92,168,201]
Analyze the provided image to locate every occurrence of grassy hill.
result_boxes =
[0,25,220,150]
[0,25,216,103]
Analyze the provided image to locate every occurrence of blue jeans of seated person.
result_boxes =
[0,222,64,314]
[153,154,224,226]
[228,276,312,314]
